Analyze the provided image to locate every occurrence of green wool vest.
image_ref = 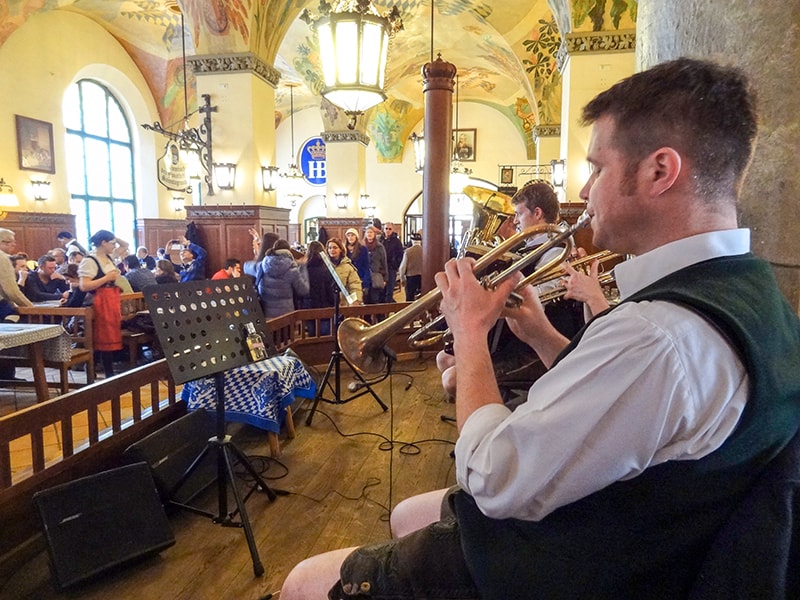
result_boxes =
[453,254,800,599]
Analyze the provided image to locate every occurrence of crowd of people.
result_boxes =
[0,229,216,378]
[243,221,419,322]
[0,230,215,315]
[0,221,431,340]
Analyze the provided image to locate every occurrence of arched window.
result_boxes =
[63,79,136,247]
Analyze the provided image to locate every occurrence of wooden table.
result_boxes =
[181,354,316,456]
[0,323,64,403]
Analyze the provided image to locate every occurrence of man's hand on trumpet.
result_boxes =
[436,257,519,344]
[561,260,610,318]
[503,283,571,369]
[434,257,519,428]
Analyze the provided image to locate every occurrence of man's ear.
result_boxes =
[644,147,681,197]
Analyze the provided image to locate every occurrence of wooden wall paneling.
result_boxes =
[317,217,371,244]
[0,212,76,260]
[561,202,599,255]
[288,223,300,246]
[136,218,187,256]
[221,222,254,266]
[185,205,291,275]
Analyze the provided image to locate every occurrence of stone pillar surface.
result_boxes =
[637,0,800,309]
[189,53,280,206]
[324,132,369,217]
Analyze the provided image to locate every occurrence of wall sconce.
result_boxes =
[359,193,373,210]
[261,165,279,192]
[31,179,51,201]
[0,178,20,207]
[335,192,349,209]
[173,196,186,212]
[213,162,237,190]
[409,132,425,173]
[550,159,566,189]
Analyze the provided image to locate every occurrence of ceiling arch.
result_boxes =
[1,0,638,159]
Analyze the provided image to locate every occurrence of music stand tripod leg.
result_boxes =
[306,345,339,426]
[167,373,275,577]
[306,286,390,424]
[307,281,346,425]
[218,438,265,576]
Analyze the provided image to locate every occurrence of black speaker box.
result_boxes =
[32,462,175,590]
[123,408,218,505]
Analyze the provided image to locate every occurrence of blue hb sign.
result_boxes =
[299,136,327,186]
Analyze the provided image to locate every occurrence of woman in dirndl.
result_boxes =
[78,229,124,378]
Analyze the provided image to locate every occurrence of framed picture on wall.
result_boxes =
[452,128,476,162]
[16,115,55,174]
[500,166,514,185]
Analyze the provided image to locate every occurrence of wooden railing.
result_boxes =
[0,360,178,489]
[266,303,426,366]
[0,304,422,495]
[0,360,182,568]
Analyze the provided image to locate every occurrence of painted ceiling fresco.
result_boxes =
[1,0,636,160]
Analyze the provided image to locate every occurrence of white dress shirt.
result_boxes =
[455,229,751,521]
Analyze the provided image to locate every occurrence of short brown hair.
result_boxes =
[581,57,758,202]
[511,182,559,224]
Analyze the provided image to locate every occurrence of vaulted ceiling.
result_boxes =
[1,1,637,158]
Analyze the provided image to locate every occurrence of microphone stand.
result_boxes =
[306,278,389,426]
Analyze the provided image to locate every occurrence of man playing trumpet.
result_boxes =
[283,58,800,599]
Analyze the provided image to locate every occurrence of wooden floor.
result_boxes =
[0,354,458,599]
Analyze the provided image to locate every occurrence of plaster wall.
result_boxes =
[290,100,531,228]
[0,11,161,216]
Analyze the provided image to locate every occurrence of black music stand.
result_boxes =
[143,279,279,577]
[306,279,390,426]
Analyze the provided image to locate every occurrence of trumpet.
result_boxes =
[337,212,591,375]
[538,271,617,305]
[532,250,622,306]
[535,249,621,283]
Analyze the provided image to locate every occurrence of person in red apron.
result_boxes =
[78,230,123,378]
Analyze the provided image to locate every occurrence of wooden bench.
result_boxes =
[120,292,156,368]
[13,306,95,395]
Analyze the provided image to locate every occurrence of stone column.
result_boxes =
[558,31,636,202]
[188,53,280,205]
[637,0,800,309]
[421,55,457,294]
[533,125,563,199]
[323,131,369,217]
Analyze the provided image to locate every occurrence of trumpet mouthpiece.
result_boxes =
[575,210,592,229]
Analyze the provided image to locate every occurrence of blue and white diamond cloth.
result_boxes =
[181,355,316,433]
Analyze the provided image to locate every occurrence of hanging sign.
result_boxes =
[157,140,189,192]
[299,136,327,187]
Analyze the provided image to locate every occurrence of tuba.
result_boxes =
[337,212,592,375]
[457,186,516,258]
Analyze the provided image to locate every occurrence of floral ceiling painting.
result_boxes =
[1,0,637,161]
